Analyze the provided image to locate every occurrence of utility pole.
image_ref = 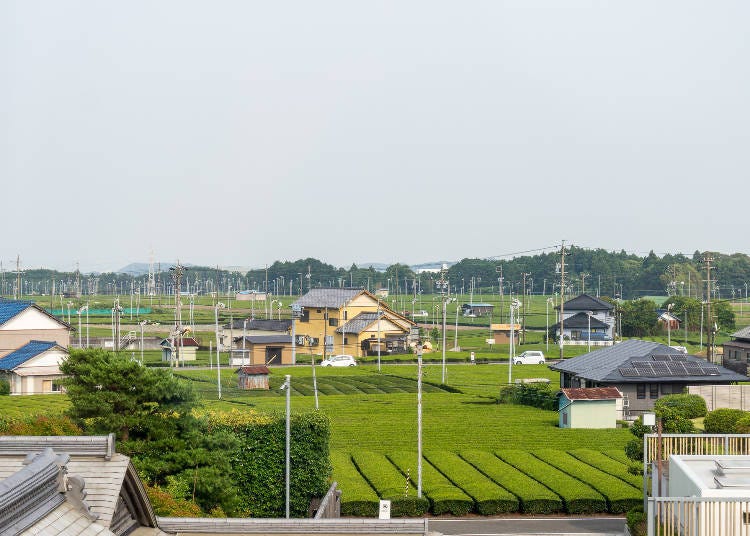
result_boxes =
[14,255,22,300]
[521,272,530,344]
[170,261,186,367]
[704,254,714,362]
[496,266,504,322]
[438,265,449,384]
[580,272,589,294]
[558,241,567,360]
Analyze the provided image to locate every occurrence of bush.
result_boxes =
[496,450,606,514]
[0,379,9,396]
[654,394,707,419]
[460,450,562,514]
[0,414,81,435]
[498,384,557,410]
[625,438,643,462]
[424,451,518,515]
[735,415,750,434]
[352,451,429,516]
[626,505,647,536]
[703,408,748,434]
[388,451,473,515]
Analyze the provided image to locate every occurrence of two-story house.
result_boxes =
[551,293,615,344]
[292,288,416,358]
[0,299,71,358]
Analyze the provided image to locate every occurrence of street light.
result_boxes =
[139,320,147,364]
[215,302,226,399]
[666,303,674,347]
[586,311,593,353]
[280,374,291,518]
[508,299,521,384]
[545,298,554,352]
[416,336,423,499]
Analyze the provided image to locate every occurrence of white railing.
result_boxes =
[648,497,750,536]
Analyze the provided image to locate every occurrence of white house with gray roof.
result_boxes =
[551,293,615,344]
[549,339,748,419]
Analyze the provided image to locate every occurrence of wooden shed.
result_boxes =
[237,365,271,390]
[229,335,293,366]
[557,387,622,429]
[491,324,520,345]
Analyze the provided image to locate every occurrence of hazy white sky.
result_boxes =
[3,1,749,273]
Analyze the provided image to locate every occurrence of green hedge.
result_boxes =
[704,408,748,433]
[604,449,633,466]
[533,449,640,514]
[654,394,707,419]
[217,412,332,517]
[496,450,606,514]
[459,450,562,514]
[351,451,429,516]
[424,451,518,514]
[331,452,380,516]
[388,451,473,515]
[568,449,643,489]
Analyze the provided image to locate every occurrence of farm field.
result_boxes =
[0,362,637,516]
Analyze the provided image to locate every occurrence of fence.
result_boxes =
[648,497,750,536]
[688,385,750,411]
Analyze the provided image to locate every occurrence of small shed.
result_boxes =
[160,337,200,362]
[557,387,623,429]
[230,335,293,366]
[237,365,271,390]
[491,324,520,345]
[462,303,494,317]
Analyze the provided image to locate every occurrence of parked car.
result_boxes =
[513,351,546,365]
[320,354,357,367]
[411,310,429,318]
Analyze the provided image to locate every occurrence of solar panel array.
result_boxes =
[619,357,722,378]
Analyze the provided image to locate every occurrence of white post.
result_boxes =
[215,303,225,399]
[417,342,423,498]
[284,374,291,519]
[441,297,447,384]
[311,340,319,410]
[77,312,82,348]
[377,300,381,372]
[587,311,592,353]
[243,319,247,366]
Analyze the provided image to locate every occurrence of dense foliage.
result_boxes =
[0,414,80,435]
[0,378,9,396]
[653,394,707,419]
[703,408,748,434]
[498,383,557,410]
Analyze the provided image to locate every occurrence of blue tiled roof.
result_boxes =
[0,299,34,325]
[0,340,59,371]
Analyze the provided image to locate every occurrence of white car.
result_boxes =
[321,354,357,367]
[513,351,546,365]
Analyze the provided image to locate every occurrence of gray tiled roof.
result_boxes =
[551,312,609,330]
[732,326,750,340]
[237,335,292,344]
[293,288,364,309]
[550,339,748,383]
[336,312,379,335]
[557,293,614,312]
[228,319,292,332]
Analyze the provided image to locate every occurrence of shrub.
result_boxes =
[0,414,81,435]
[496,450,606,514]
[460,450,562,514]
[735,415,750,434]
[703,408,748,434]
[0,379,9,396]
[568,449,642,489]
[331,452,379,517]
[498,384,557,410]
[424,451,518,515]
[351,451,429,516]
[145,483,202,517]
[388,451,473,515]
[625,438,643,461]
[626,505,647,536]
[533,449,641,513]
[654,394,707,419]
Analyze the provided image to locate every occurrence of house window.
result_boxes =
[343,311,348,320]
[51,381,62,392]
[343,337,348,345]
[637,384,646,399]
[329,318,338,327]
[562,412,568,425]
[650,384,659,399]
[300,310,309,323]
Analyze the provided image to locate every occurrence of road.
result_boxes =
[428,517,625,536]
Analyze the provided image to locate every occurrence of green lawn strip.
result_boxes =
[322,378,366,395]
[0,395,70,418]
[350,451,428,516]
[459,450,562,514]
[567,449,643,489]
[496,450,606,514]
[330,452,380,516]
[387,451,473,515]
[532,449,641,514]
[424,451,518,514]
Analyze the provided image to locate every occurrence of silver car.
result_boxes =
[321,354,358,367]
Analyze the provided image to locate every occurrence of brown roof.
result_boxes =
[560,387,622,400]
[237,365,270,376]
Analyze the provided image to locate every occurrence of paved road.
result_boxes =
[428,517,625,536]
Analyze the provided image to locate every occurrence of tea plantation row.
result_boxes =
[334,448,641,516]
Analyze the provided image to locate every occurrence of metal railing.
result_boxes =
[314,481,341,519]
[648,497,750,536]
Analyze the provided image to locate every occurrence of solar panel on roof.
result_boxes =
[701,366,720,376]
[633,362,657,376]
[670,354,689,361]
[667,362,688,375]
[652,362,671,376]
[651,355,671,361]
[619,367,639,377]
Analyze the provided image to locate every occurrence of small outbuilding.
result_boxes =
[237,365,271,390]
[491,324,520,345]
[230,335,293,366]
[462,303,494,317]
[557,387,623,429]
[160,337,200,362]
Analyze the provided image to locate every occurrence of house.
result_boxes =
[656,309,681,330]
[490,324,520,345]
[235,290,268,301]
[230,335,293,366]
[0,340,68,395]
[292,288,416,358]
[722,326,750,375]
[551,294,615,344]
[549,339,748,419]
[557,387,623,429]
[160,337,200,362]
[237,364,271,390]
[0,298,71,358]
[461,303,494,317]
[227,318,292,335]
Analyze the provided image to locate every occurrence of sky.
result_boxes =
[3,1,749,273]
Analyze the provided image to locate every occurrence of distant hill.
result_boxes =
[116,262,194,275]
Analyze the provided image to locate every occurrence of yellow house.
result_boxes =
[293,288,416,358]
